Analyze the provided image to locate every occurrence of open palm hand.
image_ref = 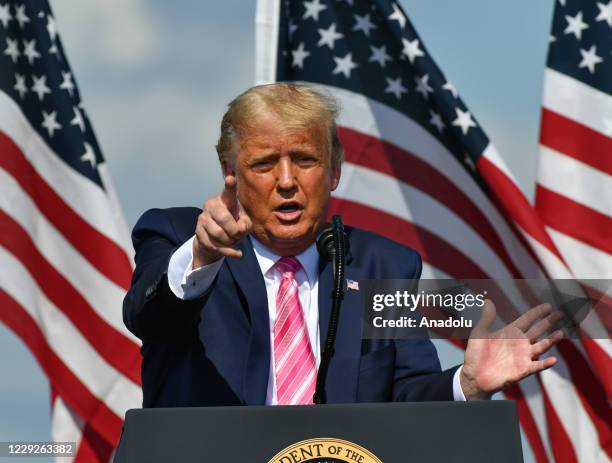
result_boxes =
[460,300,564,400]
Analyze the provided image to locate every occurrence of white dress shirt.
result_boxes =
[167,236,466,402]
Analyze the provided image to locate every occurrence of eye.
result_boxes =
[295,155,318,167]
[251,158,275,171]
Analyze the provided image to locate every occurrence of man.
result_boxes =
[123,83,562,407]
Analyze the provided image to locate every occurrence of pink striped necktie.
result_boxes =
[273,257,317,405]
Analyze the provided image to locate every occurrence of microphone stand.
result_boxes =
[314,215,346,405]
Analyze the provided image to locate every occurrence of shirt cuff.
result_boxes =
[452,365,467,401]
[167,236,224,300]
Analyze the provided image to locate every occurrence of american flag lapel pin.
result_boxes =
[346,279,359,291]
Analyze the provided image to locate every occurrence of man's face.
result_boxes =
[224,113,341,256]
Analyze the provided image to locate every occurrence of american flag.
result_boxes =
[0,1,141,461]
[256,0,611,461]
[537,0,612,433]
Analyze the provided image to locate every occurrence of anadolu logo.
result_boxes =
[268,437,383,463]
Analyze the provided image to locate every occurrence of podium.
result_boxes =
[114,401,523,462]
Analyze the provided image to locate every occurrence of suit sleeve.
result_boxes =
[123,208,208,342]
[391,249,460,401]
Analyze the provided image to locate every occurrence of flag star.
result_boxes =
[415,73,433,99]
[4,37,19,62]
[452,108,476,135]
[37,10,44,18]
[80,142,96,168]
[388,2,406,29]
[31,74,51,101]
[317,23,343,49]
[13,73,27,98]
[429,110,445,133]
[0,3,12,28]
[49,43,59,55]
[303,0,327,21]
[71,106,86,132]
[595,1,612,27]
[578,45,603,73]
[442,81,458,98]
[384,76,407,99]
[41,110,62,137]
[368,44,391,68]
[558,0,566,5]
[46,14,57,41]
[564,11,589,40]
[291,42,310,69]
[352,13,376,37]
[59,71,75,96]
[549,34,557,43]
[15,4,30,28]
[22,39,40,64]
[401,38,424,64]
[332,52,358,78]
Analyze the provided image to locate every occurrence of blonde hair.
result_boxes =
[216,83,344,167]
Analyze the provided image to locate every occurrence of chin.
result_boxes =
[269,225,315,246]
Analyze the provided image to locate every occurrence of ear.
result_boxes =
[221,158,235,177]
[330,162,342,191]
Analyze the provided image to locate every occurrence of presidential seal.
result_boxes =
[268,437,383,463]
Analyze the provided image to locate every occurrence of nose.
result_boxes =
[276,157,297,192]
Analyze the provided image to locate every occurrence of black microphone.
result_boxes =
[316,222,349,276]
[314,215,348,405]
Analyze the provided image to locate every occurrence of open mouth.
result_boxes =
[274,202,303,220]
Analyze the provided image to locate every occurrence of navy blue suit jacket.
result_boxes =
[123,207,458,408]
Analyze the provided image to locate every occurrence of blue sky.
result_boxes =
[0,1,555,461]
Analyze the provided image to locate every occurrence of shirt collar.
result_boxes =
[249,235,319,285]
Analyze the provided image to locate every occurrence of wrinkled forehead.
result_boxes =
[236,110,330,155]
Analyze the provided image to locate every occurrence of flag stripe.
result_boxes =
[538,146,612,216]
[542,68,612,137]
[0,210,142,384]
[0,290,124,446]
[477,157,564,264]
[539,377,578,463]
[546,228,612,279]
[0,131,132,290]
[540,360,607,462]
[581,339,612,399]
[536,186,612,254]
[74,424,114,463]
[0,91,132,254]
[505,384,551,463]
[540,109,612,176]
[339,126,525,278]
[555,342,612,458]
[0,167,138,342]
[0,247,142,417]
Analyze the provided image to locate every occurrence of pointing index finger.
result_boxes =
[220,175,238,218]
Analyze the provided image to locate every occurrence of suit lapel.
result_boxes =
[226,238,270,405]
[318,248,362,403]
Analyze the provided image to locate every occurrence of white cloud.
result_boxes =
[51,0,162,69]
